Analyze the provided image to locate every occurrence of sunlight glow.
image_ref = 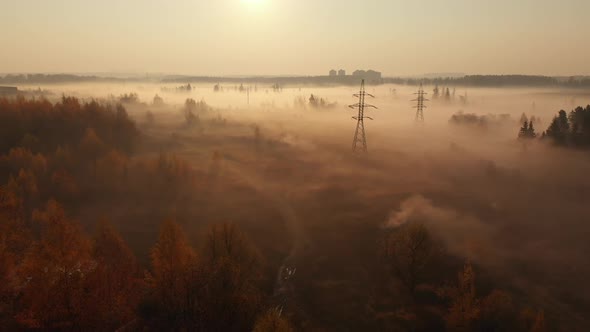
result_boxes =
[242,0,265,6]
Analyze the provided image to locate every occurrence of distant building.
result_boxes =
[329,69,337,77]
[352,69,382,82]
[0,86,18,95]
[352,70,366,77]
[338,69,346,76]
[366,69,382,81]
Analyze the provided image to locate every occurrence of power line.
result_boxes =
[412,83,429,123]
[349,79,377,153]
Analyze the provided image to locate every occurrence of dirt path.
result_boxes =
[211,159,311,318]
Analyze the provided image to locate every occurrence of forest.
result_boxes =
[541,105,590,147]
[0,96,277,331]
[0,91,588,332]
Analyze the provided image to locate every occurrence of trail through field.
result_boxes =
[206,155,312,320]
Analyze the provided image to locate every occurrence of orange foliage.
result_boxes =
[253,308,294,332]
[17,200,93,329]
[82,220,141,330]
[51,169,79,197]
[200,223,264,331]
[437,263,481,332]
[0,96,137,156]
[96,149,129,184]
[0,147,47,179]
[155,153,195,183]
[144,220,199,329]
[0,188,30,328]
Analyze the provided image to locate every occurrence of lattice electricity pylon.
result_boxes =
[412,83,429,123]
[349,79,377,153]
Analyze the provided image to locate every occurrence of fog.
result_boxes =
[21,81,589,131]
[3,81,590,330]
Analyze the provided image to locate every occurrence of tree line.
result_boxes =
[387,75,590,88]
[4,74,590,88]
[380,222,547,332]
[0,96,291,331]
[0,95,562,331]
[519,105,590,148]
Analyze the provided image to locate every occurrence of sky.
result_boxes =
[0,0,589,77]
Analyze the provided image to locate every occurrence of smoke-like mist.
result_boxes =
[385,194,497,265]
[4,81,590,329]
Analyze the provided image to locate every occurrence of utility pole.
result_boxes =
[349,79,377,153]
[412,83,428,123]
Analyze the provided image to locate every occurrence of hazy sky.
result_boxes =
[1,0,589,76]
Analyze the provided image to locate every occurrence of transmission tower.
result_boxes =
[412,83,429,123]
[349,79,377,153]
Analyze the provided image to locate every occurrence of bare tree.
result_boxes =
[384,223,439,299]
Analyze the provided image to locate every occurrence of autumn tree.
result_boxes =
[0,147,47,186]
[19,133,40,152]
[478,290,518,332]
[96,149,129,185]
[142,219,200,330]
[113,104,138,154]
[438,263,481,332]
[200,223,264,331]
[82,220,140,330]
[0,230,16,328]
[17,200,93,330]
[51,169,79,199]
[5,169,39,223]
[79,128,106,177]
[384,222,440,300]
[0,187,30,329]
[53,145,74,170]
[520,308,548,332]
[437,264,539,332]
[529,311,547,332]
[252,308,294,332]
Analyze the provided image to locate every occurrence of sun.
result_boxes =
[242,0,265,7]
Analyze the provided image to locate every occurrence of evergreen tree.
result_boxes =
[545,110,570,145]
[519,120,537,139]
[568,105,590,146]
[520,113,529,126]
[518,120,530,139]
[528,121,537,138]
